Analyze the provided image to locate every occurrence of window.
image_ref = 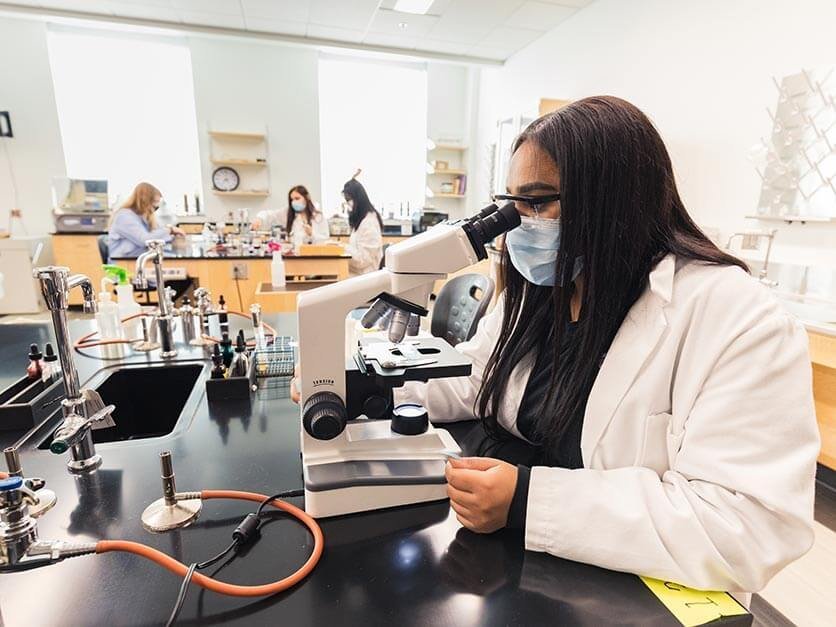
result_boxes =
[47,26,201,209]
[318,56,427,216]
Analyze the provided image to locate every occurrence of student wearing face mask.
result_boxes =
[285,185,329,244]
[342,178,383,275]
[252,185,328,242]
[395,96,819,593]
[107,182,185,260]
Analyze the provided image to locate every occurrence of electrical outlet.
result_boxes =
[231,262,248,279]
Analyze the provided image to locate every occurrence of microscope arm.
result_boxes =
[297,224,480,407]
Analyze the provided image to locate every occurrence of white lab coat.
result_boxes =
[396,254,819,592]
[289,211,330,244]
[346,213,383,275]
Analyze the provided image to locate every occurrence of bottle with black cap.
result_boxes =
[40,343,60,385]
[220,332,234,368]
[210,344,226,379]
[229,333,250,378]
[26,344,43,380]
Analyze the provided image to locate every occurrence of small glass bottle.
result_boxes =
[26,344,43,380]
[229,334,250,378]
[220,333,234,368]
[210,344,226,379]
[40,343,60,385]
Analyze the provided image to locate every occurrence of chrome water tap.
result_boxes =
[135,240,177,358]
[33,266,111,472]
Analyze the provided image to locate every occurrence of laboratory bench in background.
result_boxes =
[0,318,751,626]
[807,323,836,470]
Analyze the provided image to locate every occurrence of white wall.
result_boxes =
[474,0,836,266]
[0,17,66,236]
[427,62,479,218]
[189,37,321,220]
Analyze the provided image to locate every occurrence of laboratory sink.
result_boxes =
[37,363,204,449]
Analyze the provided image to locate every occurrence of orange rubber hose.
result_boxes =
[96,489,322,597]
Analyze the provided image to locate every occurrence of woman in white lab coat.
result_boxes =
[397,96,819,593]
[284,185,329,245]
[342,178,383,275]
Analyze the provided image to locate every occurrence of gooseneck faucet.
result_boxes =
[33,267,115,473]
[134,240,177,358]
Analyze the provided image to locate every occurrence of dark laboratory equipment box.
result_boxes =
[205,356,256,402]
[0,376,64,432]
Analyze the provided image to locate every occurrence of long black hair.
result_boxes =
[286,184,317,233]
[476,96,747,455]
[343,178,383,231]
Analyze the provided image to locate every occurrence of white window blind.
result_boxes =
[47,26,201,209]
[318,56,427,217]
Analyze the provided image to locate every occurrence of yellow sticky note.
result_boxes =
[640,576,750,626]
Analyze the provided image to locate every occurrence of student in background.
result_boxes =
[285,185,329,245]
[108,182,184,260]
[342,178,383,275]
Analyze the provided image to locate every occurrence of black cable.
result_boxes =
[164,488,303,626]
[255,489,304,518]
[166,562,197,627]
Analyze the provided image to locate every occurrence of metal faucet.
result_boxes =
[134,240,177,358]
[33,266,115,472]
[725,229,778,288]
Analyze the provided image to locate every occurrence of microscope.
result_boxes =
[297,202,520,517]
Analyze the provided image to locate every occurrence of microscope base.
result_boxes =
[304,481,449,518]
[302,421,460,518]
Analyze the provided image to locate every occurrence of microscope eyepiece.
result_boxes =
[465,202,521,247]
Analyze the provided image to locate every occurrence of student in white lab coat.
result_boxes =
[342,178,383,275]
[253,185,329,245]
[397,96,820,593]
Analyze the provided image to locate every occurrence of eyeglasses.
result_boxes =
[491,193,561,215]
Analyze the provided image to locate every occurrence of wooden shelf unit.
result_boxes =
[208,130,265,141]
[429,168,467,176]
[211,159,268,167]
[209,126,270,198]
[431,144,468,151]
[212,190,270,197]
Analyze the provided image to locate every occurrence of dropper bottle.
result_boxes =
[229,333,250,378]
[26,344,43,380]
[210,344,226,379]
[41,343,60,385]
[220,332,234,368]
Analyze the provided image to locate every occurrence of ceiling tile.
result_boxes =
[413,38,470,55]
[481,25,541,48]
[362,32,419,49]
[244,17,308,36]
[369,8,439,37]
[505,1,576,31]
[109,2,181,22]
[427,0,523,43]
[178,10,245,29]
[240,0,310,22]
[308,0,380,31]
[306,23,366,43]
[171,0,240,14]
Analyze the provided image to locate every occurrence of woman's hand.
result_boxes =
[251,218,262,230]
[290,364,300,404]
[446,457,518,533]
[169,225,186,237]
[303,223,313,237]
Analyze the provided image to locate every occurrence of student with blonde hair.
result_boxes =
[108,182,184,260]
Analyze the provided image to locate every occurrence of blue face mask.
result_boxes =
[291,200,306,213]
[505,216,582,287]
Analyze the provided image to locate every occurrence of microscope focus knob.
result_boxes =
[303,392,347,440]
